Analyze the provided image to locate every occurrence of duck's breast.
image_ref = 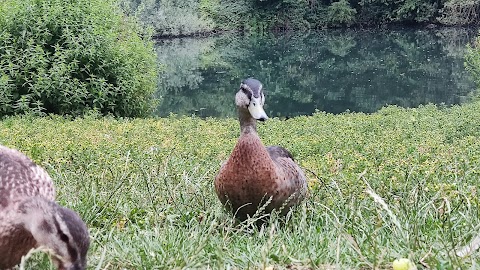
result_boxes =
[215,133,278,207]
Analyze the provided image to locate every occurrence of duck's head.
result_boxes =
[19,198,90,270]
[235,78,268,121]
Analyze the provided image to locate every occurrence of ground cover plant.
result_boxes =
[1,102,480,269]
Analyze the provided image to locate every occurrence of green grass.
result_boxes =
[2,102,480,269]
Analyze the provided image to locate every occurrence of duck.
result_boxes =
[0,145,90,270]
[214,78,307,221]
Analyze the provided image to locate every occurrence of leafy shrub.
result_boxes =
[327,0,357,27]
[193,0,311,32]
[269,0,310,31]
[393,0,439,23]
[438,0,480,25]
[0,0,158,117]
[200,0,253,31]
[120,0,215,36]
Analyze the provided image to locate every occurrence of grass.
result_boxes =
[2,102,480,269]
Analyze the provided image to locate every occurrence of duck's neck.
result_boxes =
[238,108,257,134]
[17,198,57,243]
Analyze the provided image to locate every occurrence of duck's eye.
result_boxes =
[252,102,256,106]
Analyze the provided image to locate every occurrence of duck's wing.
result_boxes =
[266,146,294,161]
[266,145,307,199]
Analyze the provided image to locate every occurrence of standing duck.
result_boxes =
[215,78,307,221]
[0,145,90,270]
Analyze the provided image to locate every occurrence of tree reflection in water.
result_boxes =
[155,27,478,118]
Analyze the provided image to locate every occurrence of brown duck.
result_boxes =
[0,145,90,270]
[215,78,307,221]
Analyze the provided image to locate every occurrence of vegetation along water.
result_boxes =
[1,0,480,269]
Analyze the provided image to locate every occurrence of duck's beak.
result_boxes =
[248,96,268,121]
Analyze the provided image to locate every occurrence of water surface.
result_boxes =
[155,27,478,118]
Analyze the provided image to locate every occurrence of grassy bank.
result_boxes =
[2,102,480,269]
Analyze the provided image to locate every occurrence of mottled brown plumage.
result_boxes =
[0,145,89,270]
[215,78,307,221]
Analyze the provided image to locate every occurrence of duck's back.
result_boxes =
[0,146,55,208]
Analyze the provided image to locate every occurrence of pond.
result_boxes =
[154,27,479,118]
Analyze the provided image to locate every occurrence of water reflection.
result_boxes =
[155,27,478,118]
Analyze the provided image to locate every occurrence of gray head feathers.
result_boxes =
[241,78,263,98]
[236,78,268,121]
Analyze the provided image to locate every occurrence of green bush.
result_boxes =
[392,0,438,23]
[0,0,158,117]
[438,0,480,25]
[120,0,215,36]
[327,0,357,27]
[200,0,253,31]
[187,0,311,32]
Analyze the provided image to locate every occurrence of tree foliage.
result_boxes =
[121,0,479,35]
[119,0,215,37]
[0,0,158,117]
[327,0,357,26]
[438,0,480,25]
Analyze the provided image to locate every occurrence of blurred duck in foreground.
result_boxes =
[0,145,89,270]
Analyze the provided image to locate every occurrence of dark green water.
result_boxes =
[155,27,478,118]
